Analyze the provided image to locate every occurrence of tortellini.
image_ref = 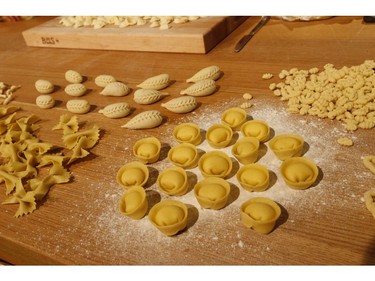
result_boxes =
[240,119,270,143]
[119,186,148,219]
[236,164,269,192]
[167,143,199,169]
[193,177,230,210]
[148,200,188,236]
[116,161,149,189]
[133,137,161,164]
[157,166,188,196]
[206,124,233,149]
[269,134,304,160]
[198,151,232,178]
[173,122,201,145]
[280,157,319,190]
[221,107,247,130]
[240,197,281,234]
[231,137,260,164]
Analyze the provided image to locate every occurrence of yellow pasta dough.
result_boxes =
[193,177,230,210]
[116,161,149,189]
[240,119,270,142]
[240,197,281,234]
[364,190,375,219]
[221,107,247,130]
[269,134,304,160]
[148,200,188,236]
[231,137,260,164]
[236,164,269,192]
[119,186,148,219]
[206,124,233,149]
[363,155,375,175]
[280,157,319,190]
[198,151,232,178]
[133,137,161,164]
[157,166,188,196]
[173,123,201,145]
[167,143,199,169]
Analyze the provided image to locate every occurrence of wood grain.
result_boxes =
[0,16,374,265]
[22,16,248,54]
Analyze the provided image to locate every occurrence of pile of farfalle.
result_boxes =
[0,106,100,217]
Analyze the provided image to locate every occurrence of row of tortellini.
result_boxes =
[35,66,223,129]
[116,107,319,236]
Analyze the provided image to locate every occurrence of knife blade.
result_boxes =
[234,16,271,53]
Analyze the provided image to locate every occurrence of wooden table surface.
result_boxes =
[0,16,374,265]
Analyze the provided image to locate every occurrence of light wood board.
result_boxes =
[22,16,248,54]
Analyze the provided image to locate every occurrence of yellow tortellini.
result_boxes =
[206,124,233,149]
[157,166,188,196]
[173,122,201,145]
[269,134,304,160]
[116,161,149,189]
[231,137,260,164]
[167,143,199,169]
[240,197,281,234]
[280,157,319,190]
[119,186,148,219]
[240,119,270,143]
[194,177,230,210]
[221,107,247,130]
[198,151,233,178]
[148,200,188,236]
[236,163,269,192]
[133,137,161,164]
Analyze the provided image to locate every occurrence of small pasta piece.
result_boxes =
[242,93,253,100]
[262,73,273,80]
[337,137,353,146]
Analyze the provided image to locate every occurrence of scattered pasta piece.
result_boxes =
[269,60,375,131]
[0,82,20,105]
[337,137,353,146]
[363,155,375,175]
[0,107,101,217]
[240,102,253,109]
[242,93,253,100]
[262,73,273,80]
[364,190,375,219]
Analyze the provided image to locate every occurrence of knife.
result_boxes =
[234,16,271,53]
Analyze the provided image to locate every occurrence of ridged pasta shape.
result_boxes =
[161,96,197,113]
[98,102,131,118]
[35,79,54,94]
[66,99,91,114]
[186,65,221,83]
[180,79,217,97]
[133,89,168,105]
[137,74,170,90]
[95,74,116,87]
[35,95,55,109]
[65,70,83,83]
[64,83,87,97]
[99,82,130,97]
[121,110,163,129]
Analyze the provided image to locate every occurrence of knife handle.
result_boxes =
[364,16,375,23]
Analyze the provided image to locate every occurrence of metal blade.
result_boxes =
[234,16,270,53]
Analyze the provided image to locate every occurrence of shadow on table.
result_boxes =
[362,236,375,265]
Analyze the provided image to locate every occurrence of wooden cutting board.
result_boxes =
[22,16,248,54]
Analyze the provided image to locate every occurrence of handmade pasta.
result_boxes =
[363,155,375,174]
[167,143,199,169]
[231,137,260,164]
[35,95,55,109]
[98,102,131,119]
[236,163,269,192]
[280,157,319,190]
[148,200,188,236]
[172,122,201,145]
[137,74,170,90]
[193,177,230,210]
[65,70,83,83]
[133,89,168,105]
[66,99,91,114]
[240,197,281,234]
[364,190,375,219]
[157,166,188,196]
[116,161,149,189]
[240,119,270,143]
[99,82,130,97]
[161,96,197,113]
[95,74,116,87]
[186,65,221,83]
[35,79,54,94]
[221,107,247,130]
[121,110,163,129]
[198,151,232,178]
[206,124,233,149]
[64,83,87,97]
[180,79,217,97]
[269,134,304,160]
[133,137,161,164]
[119,186,148,219]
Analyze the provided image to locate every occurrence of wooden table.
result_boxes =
[0,16,374,265]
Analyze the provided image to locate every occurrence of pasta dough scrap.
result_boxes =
[364,190,375,219]
[363,155,375,175]
[337,137,353,146]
